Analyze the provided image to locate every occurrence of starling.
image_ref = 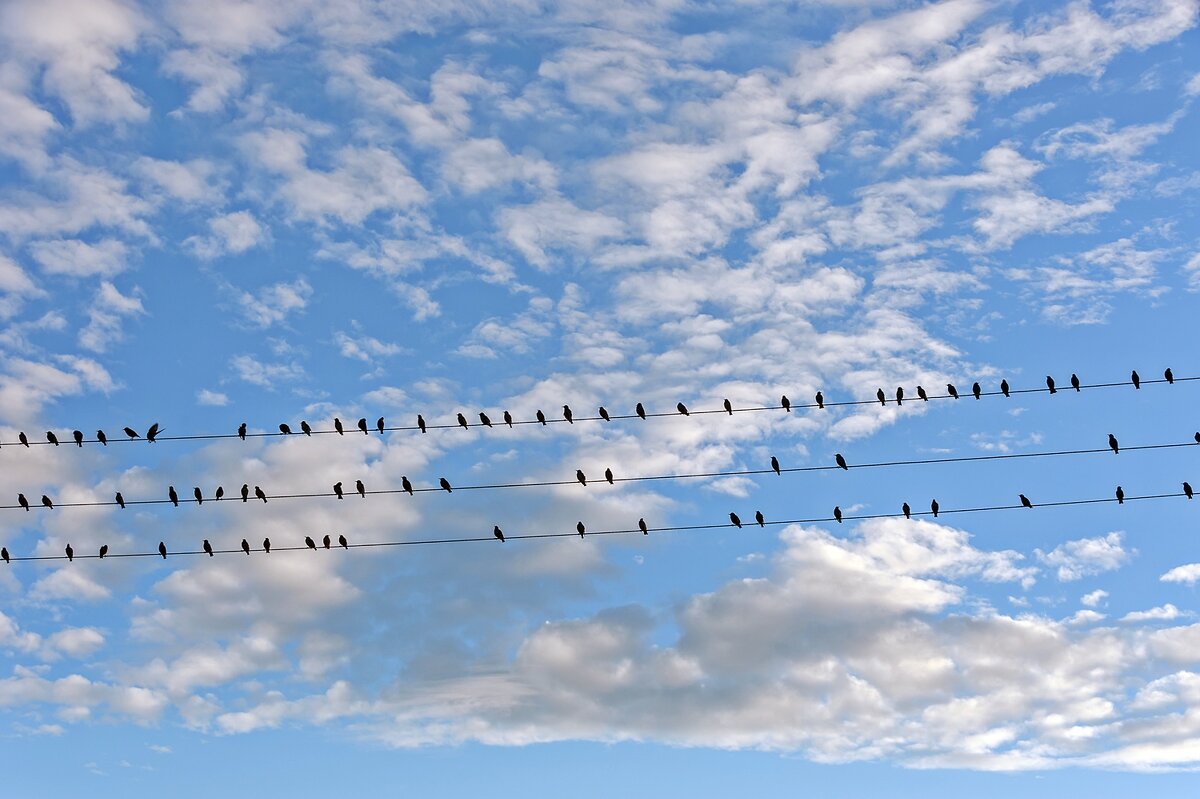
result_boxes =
[377,417,385,434]
[1131,370,1140,389]
[1115,486,1124,504]
[729,512,742,528]
[1184,482,1193,500]
[193,487,202,505]
[123,426,139,439]
[972,382,981,400]
[215,486,224,501]
[417,414,427,433]
[834,506,842,523]
[238,423,247,440]
[65,544,73,562]
[723,399,733,415]
[1000,380,1010,397]
[902,502,911,519]
[563,405,574,423]
[896,387,904,405]
[402,476,414,496]
[301,421,312,436]
[158,541,167,559]
[18,493,29,511]
[356,479,365,498]
[1108,434,1119,455]
[576,469,587,486]
[599,407,610,421]
[576,521,585,539]
[781,395,791,412]
[203,539,214,557]
[46,431,59,446]
[1020,494,1033,509]
[917,386,928,402]
[334,482,344,500]
[241,539,250,555]
[146,423,160,442]
[536,410,547,426]
[241,483,249,502]
[947,383,958,399]
[115,492,125,509]
[254,486,267,503]
[323,534,331,550]
[73,430,83,447]
[18,432,28,447]
[334,417,344,435]
[357,417,368,435]
[279,423,292,435]
[815,391,825,409]
[931,499,939,518]
[1071,373,1080,392]
[1165,368,1174,385]
[1046,376,1057,394]
[771,456,780,475]
[605,468,614,485]
[41,495,52,509]
[96,429,107,445]
[457,413,469,430]
[503,411,513,428]
[1,548,8,564]
[338,534,348,549]
[755,510,764,527]
[675,402,689,416]
[99,544,108,559]
[479,412,492,428]
[494,525,505,542]
[876,388,886,406]
[635,403,646,420]
[168,486,179,507]
[305,536,317,551]
[262,538,271,553]
[638,518,648,535]
[439,478,452,493]
[835,453,848,470]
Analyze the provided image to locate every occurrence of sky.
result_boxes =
[2,0,1200,795]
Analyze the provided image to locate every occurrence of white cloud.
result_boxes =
[29,238,130,278]
[1036,533,1132,582]
[196,389,230,406]
[1081,589,1109,608]
[230,354,305,388]
[333,330,402,361]
[132,157,222,203]
[1161,563,1200,586]
[236,277,312,328]
[186,210,267,259]
[78,281,144,352]
[1121,604,1188,623]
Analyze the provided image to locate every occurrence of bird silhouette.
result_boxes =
[536,410,546,426]
[241,483,249,502]
[124,426,139,439]
[439,478,452,493]
[357,418,368,435]
[262,538,271,554]
[65,544,73,562]
[301,421,312,436]
[279,423,292,435]
[576,522,585,538]
[215,486,224,501]
[755,510,765,527]
[18,431,28,447]
[158,541,167,559]
[72,430,83,447]
[46,431,59,446]
[1000,379,1010,397]
[203,539,214,557]
[241,539,250,555]
[146,423,161,442]
[563,405,574,423]
[729,512,742,528]
[1108,434,1119,454]
[417,414,427,433]
[1184,482,1193,500]
[1,548,7,564]
[1165,368,1174,385]
[502,411,513,428]
[834,506,842,523]
[334,418,344,435]
[676,402,689,416]
[1046,376,1057,394]
[356,479,365,498]
[771,456,780,475]
[402,476,414,496]
[254,486,267,503]
[18,493,29,511]
[902,502,911,519]
[782,395,791,412]
[835,453,848,470]
[1115,486,1124,504]
[635,403,646,420]
[323,534,331,550]
[115,492,125,509]
[815,391,825,409]
[723,399,733,415]
[305,536,317,550]
[917,386,928,402]
[494,525,505,542]
[972,382,981,400]
[457,413,468,430]
[41,495,52,509]
[896,387,904,405]
[338,534,348,549]
[947,383,959,399]
[576,469,587,486]
[1020,494,1033,508]
[605,468,614,485]
[931,499,939,518]
[599,406,611,421]
[94,544,106,559]
[238,423,247,440]
[168,486,179,507]
[876,388,886,406]
[479,412,492,428]
[1195,432,1200,444]
[193,487,203,505]
[96,429,107,445]
[333,482,344,499]
[1071,373,1080,392]
[1131,370,1140,389]
[638,518,648,535]
[377,417,385,434]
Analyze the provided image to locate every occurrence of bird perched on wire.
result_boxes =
[215,486,224,501]
[605,468,614,485]
[73,430,83,447]
[1164,368,1174,385]
[1000,380,1010,398]
[835,453,848,470]
[168,486,179,507]
[262,538,271,554]
[96,429,107,445]
[99,544,108,559]
[417,415,427,433]
[895,387,904,405]
[333,482,344,500]
[115,492,125,509]
[536,410,546,426]
[241,484,249,502]
[46,431,59,446]
[676,402,690,416]
[279,423,292,435]
[1020,494,1033,508]
[479,412,493,428]
[238,423,247,440]
[729,512,742,528]
[876,388,886,406]
[203,540,214,557]
[439,478,452,493]
[147,423,161,442]
[1108,434,1119,454]
[18,432,28,447]
[834,506,842,523]
[815,391,825,409]
[576,522,585,539]
[1116,486,1125,504]
[947,383,959,399]
[254,486,267,503]
[401,476,413,496]
[503,411,513,427]
[1131,370,1141,389]
[771,456,780,475]
[457,413,469,430]
[1046,376,1056,394]
[334,418,344,435]
[158,541,167,559]
[357,418,368,435]
[1185,482,1194,500]
[599,406,611,421]
[356,479,365,498]
[323,534,331,550]
[902,502,911,519]
[305,536,317,550]
[124,426,139,439]
[576,469,587,486]
[301,421,312,436]
[338,534,348,549]
[638,518,648,535]
[917,386,928,402]
[18,493,29,511]
[635,403,646,420]
[1,548,8,564]
[193,487,203,505]
[65,544,73,562]
[493,525,505,542]
[41,495,52,510]
[755,511,764,527]
[377,417,385,434]
[241,539,250,555]
[563,405,574,423]
[781,395,791,413]
[972,382,981,400]
[931,499,939,518]
[1071,374,1080,392]
[723,399,733,415]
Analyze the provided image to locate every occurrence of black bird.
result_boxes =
[479,412,492,428]
[1000,379,1010,398]
[503,411,513,428]
[193,487,203,505]
[300,421,312,436]
[18,431,28,447]
[494,525,505,542]
[782,395,791,412]
[755,510,764,527]
[47,431,59,446]
[439,478,452,493]
[168,486,179,507]
[1046,376,1057,394]
[599,407,610,421]
[18,493,29,511]
[1131,370,1140,389]
[1,548,8,564]
[356,479,365,498]
[902,502,911,519]
[1195,432,1200,444]
[241,483,249,502]
[146,423,160,442]
[605,468,614,485]
[203,539,214,557]
[1165,368,1174,385]
[241,539,250,555]
[947,383,959,399]
[896,387,904,405]
[576,469,587,486]
[1116,486,1124,505]
[536,410,547,426]
[377,417,385,434]
[677,402,690,416]
[238,423,247,440]
[279,423,292,435]
[457,413,469,430]
[401,476,413,496]
[917,386,928,402]
[876,388,886,406]
[1108,433,1119,454]
[254,486,267,503]
[576,522,585,539]
[1185,482,1194,500]
[729,512,742,528]
[73,430,83,447]
[815,391,825,409]
[417,414,427,433]
[639,518,648,535]
[723,398,733,415]
[41,495,52,509]
[771,456,780,475]
[99,544,108,559]
[158,541,167,559]
[563,405,574,423]
[835,453,848,470]
[305,536,317,551]
[334,417,344,435]
[931,499,939,518]
[123,426,139,439]
[334,482,344,499]
[972,382,981,400]
[338,534,348,549]
[65,544,73,562]
[96,429,107,445]
[1071,373,1080,392]
[215,486,224,501]
[357,418,368,435]
[262,538,271,554]
[115,492,125,509]
[834,506,842,523]
[323,534,331,550]
[1020,494,1033,509]
[635,403,646,420]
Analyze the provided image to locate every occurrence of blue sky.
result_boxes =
[3,0,1200,794]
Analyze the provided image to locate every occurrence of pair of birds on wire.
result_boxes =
[10,423,160,448]
[271,417,384,437]
[332,480,366,499]
[1116,482,1194,503]
[15,493,53,511]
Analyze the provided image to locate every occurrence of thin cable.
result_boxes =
[5,372,1192,448]
[4,437,1197,512]
[4,487,1193,562]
